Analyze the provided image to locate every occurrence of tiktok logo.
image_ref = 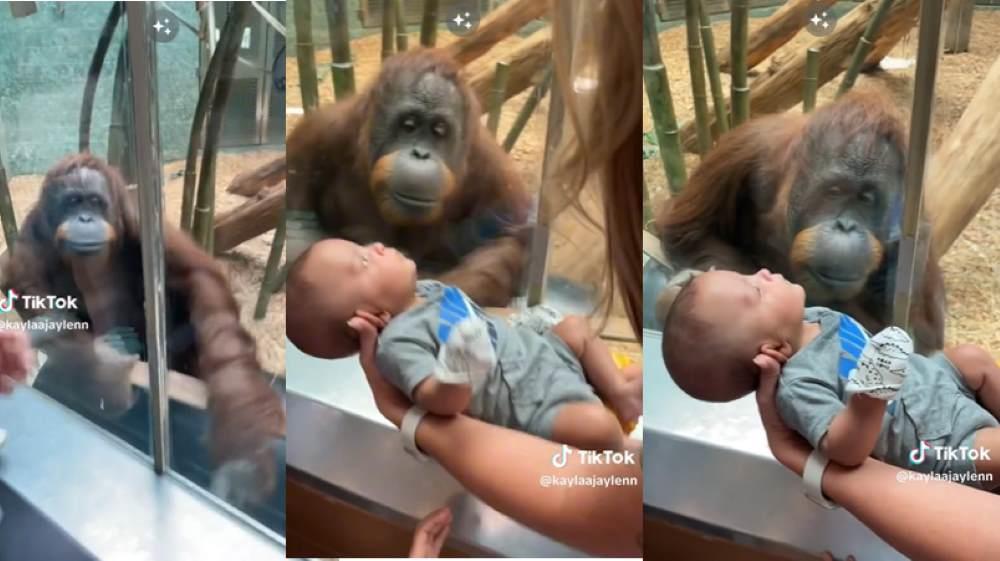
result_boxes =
[910,440,931,465]
[0,289,17,313]
[551,444,570,468]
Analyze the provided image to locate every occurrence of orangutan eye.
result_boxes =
[432,121,448,138]
[401,116,418,132]
[858,190,875,204]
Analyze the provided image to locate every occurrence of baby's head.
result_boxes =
[286,239,417,359]
[662,269,806,401]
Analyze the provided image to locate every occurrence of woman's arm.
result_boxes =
[754,354,1000,561]
[416,414,642,556]
[350,312,642,556]
[823,459,999,561]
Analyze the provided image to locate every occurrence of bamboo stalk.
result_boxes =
[294,0,320,111]
[393,0,408,51]
[107,42,136,184]
[420,0,439,47]
[192,3,251,250]
[182,6,231,231]
[502,65,552,152]
[80,2,123,153]
[837,0,894,97]
[0,153,18,249]
[730,0,750,125]
[643,0,687,193]
[254,213,286,319]
[803,47,820,113]
[326,0,356,98]
[381,0,395,61]
[685,0,712,155]
[697,0,728,137]
[486,61,510,137]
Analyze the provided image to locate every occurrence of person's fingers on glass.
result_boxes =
[0,329,33,389]
[0,374,16,395]
[408,506,453,558]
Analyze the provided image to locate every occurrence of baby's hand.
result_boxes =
[848,326,913,400]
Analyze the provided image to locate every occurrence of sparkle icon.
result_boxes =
[153,20,164,33]
[446,6,479,35]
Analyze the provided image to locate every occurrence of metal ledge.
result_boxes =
[642,329,904,561]
[285,341,586,558]
[0,386,283,560]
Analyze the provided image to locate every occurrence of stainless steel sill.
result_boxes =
[642,329,905,561]
[0,386,283,560]
[286,341,586,558]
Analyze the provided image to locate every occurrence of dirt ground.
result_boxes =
[3,149,287,375]
[644,9,1000,353]
[287,30,639,360]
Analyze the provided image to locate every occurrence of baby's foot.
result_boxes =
[848,326,913,400]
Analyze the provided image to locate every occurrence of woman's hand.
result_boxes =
[753,352,811,476]
[0,330,33,394]
[348,310,410,427]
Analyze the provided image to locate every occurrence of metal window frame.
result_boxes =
[892,0,944,332]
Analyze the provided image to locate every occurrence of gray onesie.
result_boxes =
[776,307,998,487]
[375,280,600,438]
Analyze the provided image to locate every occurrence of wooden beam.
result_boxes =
[926,54,1000,260]
[212,182,285,254]
[226,156,286,197]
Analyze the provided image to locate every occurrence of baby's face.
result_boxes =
[329,240,417,314]
[696,269,806,351]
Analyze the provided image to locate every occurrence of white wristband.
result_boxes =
[803,449,837,509]
[400,406,429,462]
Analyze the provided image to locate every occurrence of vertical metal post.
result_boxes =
[524,0,575,306]
[207,2,218,54]
[893,0,944,331]
[126,2,171,474]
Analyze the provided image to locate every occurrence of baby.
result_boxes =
[662,268,1000,489]
[287,239,641,451]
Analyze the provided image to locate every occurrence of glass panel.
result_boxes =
[643,0,934,351]
[284,1,639,556]
[155,1,287,535]
[0,0,286,539]
[0,2,151,455]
